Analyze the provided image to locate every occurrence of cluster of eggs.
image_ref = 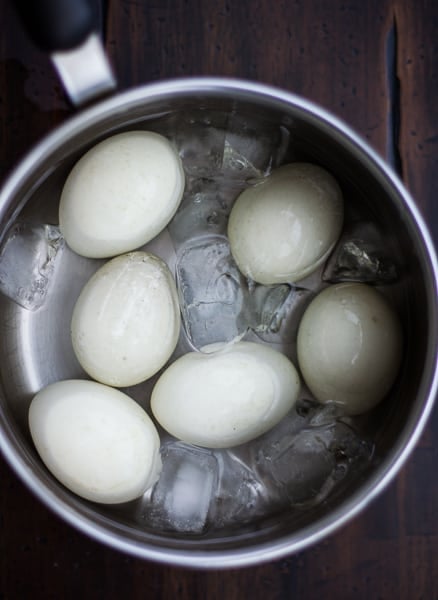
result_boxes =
[29,131,403,505]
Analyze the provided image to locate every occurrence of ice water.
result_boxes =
[6,110,388,534]
[141,402,373,533]
[141,114,380,533]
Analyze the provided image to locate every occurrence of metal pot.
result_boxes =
[0,2,437,569]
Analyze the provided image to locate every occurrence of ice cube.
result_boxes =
[250,285,313,344]
[147,441,218,534]
[236,281,290,335]
[172,110,289,182]
[254,404,374,507]
[323,222,399,284]
[0,222,64,310]
[222,116,290,180]
[211,450,270,527]
[173,112,227,179]
[168,179,242,248]
[176,236,245,348]
[175,235,297,350]
[222,140,263,179]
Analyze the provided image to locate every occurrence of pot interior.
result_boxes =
[0,81,435,566]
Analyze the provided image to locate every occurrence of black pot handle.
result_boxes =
[11,0,115,106]
[13,0,100,52]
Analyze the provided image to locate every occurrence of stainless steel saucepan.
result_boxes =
[0,0,437,568]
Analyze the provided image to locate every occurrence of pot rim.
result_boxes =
[0,76,437,568]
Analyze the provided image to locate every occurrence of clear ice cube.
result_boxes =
[250,285,313,344]
[171,110,289,182]
[0,222,64,310]
[222,139,263,179]
[254,403,373,507]
[211,450,270,527]
[266,429,337,504]
[168,179,242,248]
[175,235,300,350]
[173,113,227,179]
[222,115,290,180]
[147,441,218,534]
[176,237,245,348]
[323,222,399,284]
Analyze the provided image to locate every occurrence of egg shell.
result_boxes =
[59,131,185,258]
[297,282,403,415]
[151,341,301,448]
[71,251,180,387]
[29,379,162,504]
[228,162,344,284]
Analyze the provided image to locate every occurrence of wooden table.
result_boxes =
[0,1,437,597]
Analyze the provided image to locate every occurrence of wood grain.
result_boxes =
[0,1,437,598]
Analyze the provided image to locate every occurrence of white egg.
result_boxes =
[29,379,162,504]
[59,131,185,258]
[228,162,343,284]
[151,341,300,448]
[297,283,403,415]
[71,251,180,387]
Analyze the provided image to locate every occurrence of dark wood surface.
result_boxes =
[0,1,437,598]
